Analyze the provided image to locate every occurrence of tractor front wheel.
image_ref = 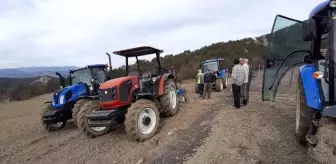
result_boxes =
[295,76,314,144]
[223,77,228,89]
[77,100,112,138]
[215,79,223,92]
[72,99,86,127]
[125,99,160,142]
[42,104,66,132]
[160,79,179,117]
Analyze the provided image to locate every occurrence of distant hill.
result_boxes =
[0,66,79,78]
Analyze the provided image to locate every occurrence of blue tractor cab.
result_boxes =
[41,53,113,132]
[262,1,336,162]
[195,58,228,93]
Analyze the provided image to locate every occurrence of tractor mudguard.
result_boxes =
[219,70,226,79]
[158,73,174,96]
[299,65,322,111]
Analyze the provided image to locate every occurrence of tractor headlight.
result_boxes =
[152,77,158,82]
[59,95,65,104]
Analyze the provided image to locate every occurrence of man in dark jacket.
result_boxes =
[202,69,216,99]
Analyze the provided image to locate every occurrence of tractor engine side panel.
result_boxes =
[299,64,322,111]
[119,79,133,102]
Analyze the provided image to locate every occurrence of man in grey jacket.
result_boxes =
[239,58,249,105]
[232,59,246,108]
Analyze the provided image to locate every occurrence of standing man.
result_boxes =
[203,68,216,99]
[196,69,204,97]
[239,58,249,105]
[245,58,254,103]
[232,59,245,108]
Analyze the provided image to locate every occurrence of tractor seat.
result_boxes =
[142,71,151,78]
[128,71,140,76]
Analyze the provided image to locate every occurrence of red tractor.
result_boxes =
[76,46,180,141]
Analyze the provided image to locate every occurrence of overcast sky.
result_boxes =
[0,0,323,69]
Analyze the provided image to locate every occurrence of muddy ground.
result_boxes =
[0,71,320,164]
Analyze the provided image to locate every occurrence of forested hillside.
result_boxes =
[110,36,268,79]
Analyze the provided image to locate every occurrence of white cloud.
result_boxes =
[0,0,323,68]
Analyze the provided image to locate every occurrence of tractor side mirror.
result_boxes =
[302,19,316,41]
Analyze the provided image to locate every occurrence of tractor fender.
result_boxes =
[219,69,226,79]
[299,64,322,111]
[158,73,174,96]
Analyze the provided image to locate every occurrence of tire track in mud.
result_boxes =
[146,99,223,164]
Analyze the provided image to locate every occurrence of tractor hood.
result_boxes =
[52,82,88,108]
[100,76,138,90]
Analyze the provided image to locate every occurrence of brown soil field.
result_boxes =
[0,71,322,164]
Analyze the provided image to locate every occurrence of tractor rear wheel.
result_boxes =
[215,79,223,92]
[72,99,86,127]
[194,83,199,93]
[160,79,179,117]
[295,76,315,144]
[42,104,66,132]
[77,100,112,138]
[125,99,160,142]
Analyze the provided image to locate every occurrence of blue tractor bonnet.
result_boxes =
[52,82,88,109]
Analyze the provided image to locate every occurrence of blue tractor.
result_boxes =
[262,1,336,162]
[41,53,113,132]
[195,58,228,93]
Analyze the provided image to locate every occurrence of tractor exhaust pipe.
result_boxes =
[106,52,113,71]
[55,72,65,88]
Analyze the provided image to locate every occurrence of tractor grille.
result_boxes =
[53,88,65,103]
[99,87,117,102]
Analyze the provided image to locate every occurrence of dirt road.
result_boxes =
[0,73,318,164]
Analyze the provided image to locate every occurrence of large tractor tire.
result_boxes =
[42,104,66,132]
[194,83,199,93]
[223,77,228,89]
[215,79,223,92]
[160,79,179,117]
[308,117,336,164]
[72,99,86,127]
[125,99,160,142]
[295,76,315,144]
[77,100,112,138]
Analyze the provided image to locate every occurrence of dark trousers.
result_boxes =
[246,81,251,103]
[198,84,204,96]
[203,83,211,99]
[232,84,241,108]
